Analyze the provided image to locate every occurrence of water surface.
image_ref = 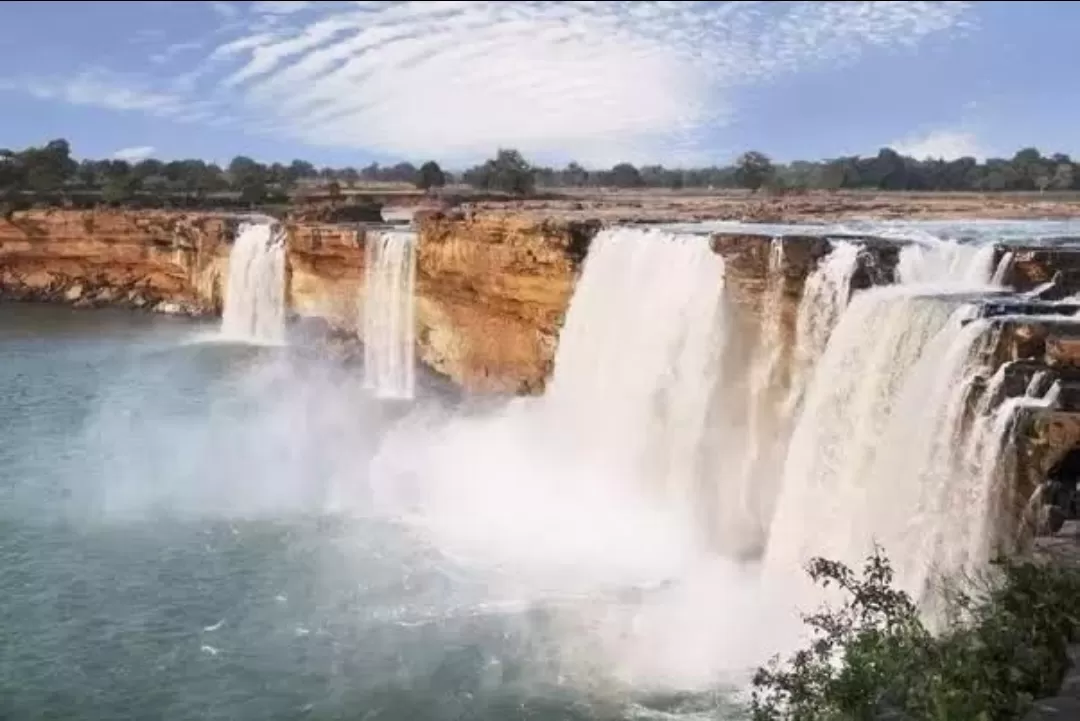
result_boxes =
[0,304,743,721]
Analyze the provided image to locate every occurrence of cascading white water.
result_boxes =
[370,227,731,572]
[731,240,787,546]
[367,226,804,690]
[220,222,286,344]
[362,230,417,400]
[897,240,996,286]
[992,251,1014,285]
[787,240,861,414]
[540,227,728,527]
[765,239,1003,605]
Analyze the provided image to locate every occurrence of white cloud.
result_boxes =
[150,41,203,65]
[7,69,227,126]
[210,2,239,19]
[892,129,986,160]
[3,1,976,164]
[204,1,974,164]
[112,146,156,161]
[251,1,312,14]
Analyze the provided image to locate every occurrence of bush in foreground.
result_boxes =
[751,549,1080,721]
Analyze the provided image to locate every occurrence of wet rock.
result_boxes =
[1048,337,1080,369]
[1000,246,1080,296]
[153,301,185,315]
[973,299,1080,321]
[63,284,83,301]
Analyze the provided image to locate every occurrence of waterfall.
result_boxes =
[897,240,996,286]
[787,240,861,414]
[220,222,286,344]
[541,227,727,527]
[765,238,1003,603]
[992,251,1015,285]
[732,240,787,542]
[370,226,729,572]
[362,230,417,400]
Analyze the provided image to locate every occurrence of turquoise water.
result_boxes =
[0,304,736,721]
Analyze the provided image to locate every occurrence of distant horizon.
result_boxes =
[5,137,1079,173]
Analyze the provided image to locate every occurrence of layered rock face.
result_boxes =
[413,213,596,393]
[0,210,231,314]
[0,209,593,393]
[7,207,1080,550]
[284,212,594,392]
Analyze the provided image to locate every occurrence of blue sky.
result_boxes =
[0,1,1075,168]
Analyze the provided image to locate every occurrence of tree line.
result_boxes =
[2,140,1079,207]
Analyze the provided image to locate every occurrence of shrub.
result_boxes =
[751,548,1080,721]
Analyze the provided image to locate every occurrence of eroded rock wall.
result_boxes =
[0,210,911,393]
[0,210,231,314]
[413,213,597,394]
[0,209,595,393]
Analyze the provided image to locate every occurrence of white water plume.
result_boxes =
[732,239,787,543]
[220,222,286,344]
[362,230,417,400]
[991,250,1014,285]
[366,227,808,692]
[539,227,728,526]
[765,233,1006,606]
[765,290,965,583]
[787,240,861,413]
[897,240,996,286]
[960,365,1062,561]
[374,227,728,569]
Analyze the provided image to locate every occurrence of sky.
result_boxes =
[0,1,1076,169]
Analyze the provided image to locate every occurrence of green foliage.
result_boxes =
[735,151,776,191]
[416,160,446,191]
[610,162,645,188]
[228,156,268,204]
[464,148,535,195]
[752,549,1080,721]
[101,161,140,205]
[3,139,1080,208]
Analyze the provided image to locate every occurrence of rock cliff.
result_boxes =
[0,209,594,393]
[0,210,231,314]
[6,207,1080,550]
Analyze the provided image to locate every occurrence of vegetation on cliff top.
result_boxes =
[3,140,1080,212]
[751,549,1080,721]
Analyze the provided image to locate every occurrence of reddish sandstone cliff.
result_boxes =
[0,210,231,314]
[413,213,595,393]
[0,209,592,393]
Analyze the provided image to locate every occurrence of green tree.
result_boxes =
[21,139,77,193]
[287,159,316,182]
[561,162,589,187]
[610,162,644,188]
[228,156,268,204]
[752,549,1080,721]
[0,149,25,192]
[100,160,139,205]
[1050,163,1074,191]
[416,161,446,191]
[734,151,775,191]
[466,148,535,195]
